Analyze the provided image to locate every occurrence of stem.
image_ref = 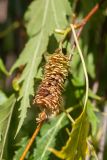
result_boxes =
[19,121,44,160]
[58,0,103,53]
[69,1,104,60]
[73,0,105,34]
[59,27,71,49]
[77,3,99,28]
[70,24,89,110]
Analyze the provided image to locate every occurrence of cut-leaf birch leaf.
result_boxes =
[87,100,99,136]
[13,137,29,160]
[49,111,89,160]
[0,94,15,160]
[10,0,71,136]
[25,0,71,36]
[31,113,69,160]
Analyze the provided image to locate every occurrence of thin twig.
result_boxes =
[69,0,105,60]
[19,121,44,160]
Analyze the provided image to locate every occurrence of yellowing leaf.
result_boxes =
[50,111,89,160]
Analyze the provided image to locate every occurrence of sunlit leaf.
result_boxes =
[10,0,71,136]
[50,111,89,160]
[25,0,71,36]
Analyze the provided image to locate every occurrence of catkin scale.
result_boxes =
[33,51,69,122]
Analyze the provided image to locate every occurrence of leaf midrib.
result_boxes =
[16,0,50,135]
[51,0,60,28]
[23,0,49,103]
[38,114,65,160]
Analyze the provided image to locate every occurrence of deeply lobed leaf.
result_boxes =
[0,94,15,159]
[31,113,69,160]
[13,137,29,160]
[10,0,72,135]
[50,111,89,160]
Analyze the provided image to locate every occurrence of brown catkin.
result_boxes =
[33,50,69,122]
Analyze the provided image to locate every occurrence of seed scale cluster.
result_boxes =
[33,51,69,120]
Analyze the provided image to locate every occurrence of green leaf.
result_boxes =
[50,111,89,160]
[31,113,69,160]
[0,90,7,105]
[10,0,71,136]
[25,0,71,36]
[13,137,29,160]
[0,94,15,160]
[0,58,9,76]
[71,74,84,87]
[88,89,101,101]
[86,53,95,79]
[87,100,99,136]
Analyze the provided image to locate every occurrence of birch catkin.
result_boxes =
[33,50,69,121]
